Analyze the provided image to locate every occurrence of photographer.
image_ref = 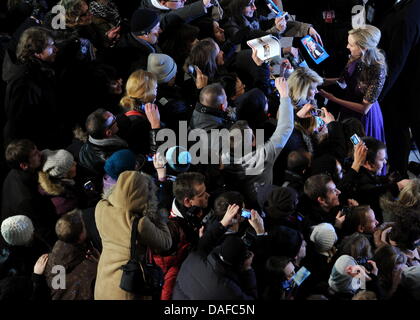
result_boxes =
[152,172,210,300]
[172,204,258,300]
[328,233,379,300]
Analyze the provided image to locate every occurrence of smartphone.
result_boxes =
[313,108,325,118]
[187,65,197,79]
[291,266,311,286]
[241,209,252,219]
[146,154,154,162]
[83,180,94,191]
[315,116,325,128]
[350,133,361,145]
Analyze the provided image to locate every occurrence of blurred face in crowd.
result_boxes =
[347,34,363,59]
[103,111,119,137]
[234,77,246,99]
[214,42,224,66]
[284,262,295,280]
[67,161,77,179]
[243,0,257,18]
[163,0,186,10]
[297,239,307,261]
[319,181,341,210]
[213,21,225,43]
[370,148,387,175]
[145,23,162,45]
[25,146,43,171]
[307,82,319,101]
[76,1,93,26]
[336,161,343,180]
[109,78,123,95]
[35,38,57,63]
[189,183,209,208]
[361,208,379,234]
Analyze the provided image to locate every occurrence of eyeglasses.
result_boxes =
[103,114,116,130]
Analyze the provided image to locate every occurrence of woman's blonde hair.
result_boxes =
[120,69,157,111]
[348,25,387,73]
[380,178,420,218]
[287,67,323,107]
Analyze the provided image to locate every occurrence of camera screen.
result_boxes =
[350,134,360,145]
[241,209,251,219]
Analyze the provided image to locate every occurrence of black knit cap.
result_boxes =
[219,236,248,268]
[268,225,303,259]
[257,184,298,220]
[131,8,160,35]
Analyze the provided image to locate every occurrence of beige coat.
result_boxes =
[94,171,172,300]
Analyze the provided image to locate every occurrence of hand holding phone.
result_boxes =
[350,133,361,146]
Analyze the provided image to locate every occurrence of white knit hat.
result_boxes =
[1,215,34,246]
[310,223,337,253]
[147,53,177,84]
[42,149,74,178]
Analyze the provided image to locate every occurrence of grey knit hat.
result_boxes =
[1,215,34,246]
[42,149,74,178]
[147,53,177,84]
[310,223,337,253]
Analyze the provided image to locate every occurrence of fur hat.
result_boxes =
[310,223,337,253]
[1,215,34,246]
[131,8,159,35]
[147,53,177,84]
[104,149,137,180]
[41,149,74,178]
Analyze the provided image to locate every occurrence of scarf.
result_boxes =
[88,135,128,148]
[89,0,121,25]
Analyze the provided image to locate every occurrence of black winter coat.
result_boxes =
[172,221,257,300]
[1,169,58,247]
[2,51,64,149]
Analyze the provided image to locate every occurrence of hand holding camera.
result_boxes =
[275,77,289,98]
[247,210,265,235]
[221,204,240,228]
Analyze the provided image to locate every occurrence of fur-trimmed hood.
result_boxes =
[38,171,74,196]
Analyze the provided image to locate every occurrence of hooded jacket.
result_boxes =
[45,240,97,300]
[94,171,172,300]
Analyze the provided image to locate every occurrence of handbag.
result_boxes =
[119,214,164,296]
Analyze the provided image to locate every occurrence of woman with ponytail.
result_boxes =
[118,69,161,156]
[320,25,387,145]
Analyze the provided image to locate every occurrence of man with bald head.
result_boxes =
[190,83,232,131]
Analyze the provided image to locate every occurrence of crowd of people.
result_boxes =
[0,0,419,300]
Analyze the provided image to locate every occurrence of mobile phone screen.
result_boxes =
[241,209,252,219]
[291,266,311,286]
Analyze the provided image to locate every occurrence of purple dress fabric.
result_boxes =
[340,59,387,174]
[340,59,386,144]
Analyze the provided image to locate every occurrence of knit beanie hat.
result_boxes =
[1,215,34,246]
[131,8,160,35]
[147,53,177,84]
[219,236,248,268]
[166,146,191,173]
[42,149,74,178]
[104,149,137,180]
[310,223,338,253]
[257,185,297,220]
[268,225,303,258]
